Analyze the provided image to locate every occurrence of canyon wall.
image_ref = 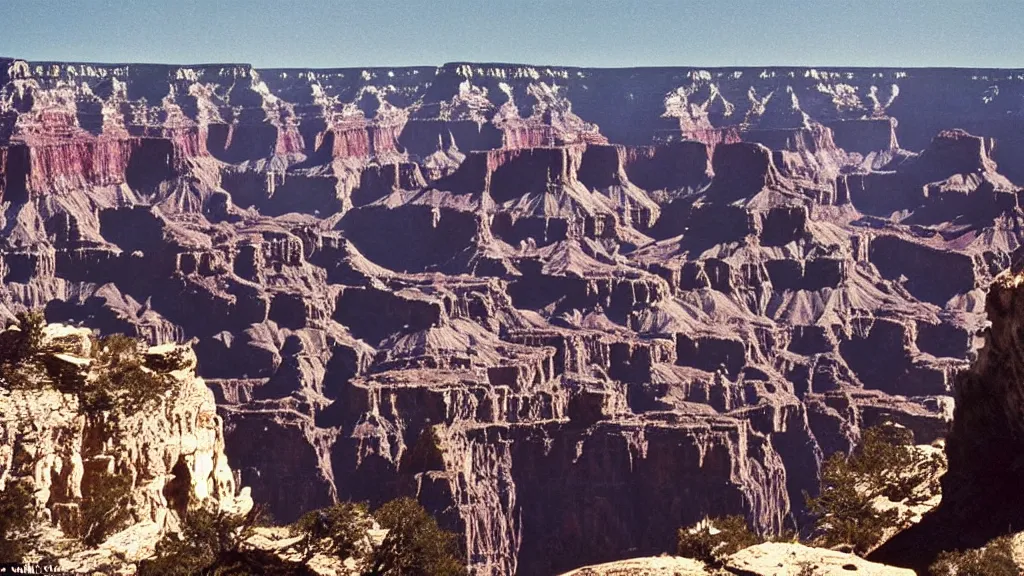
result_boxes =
[2,56,1022,574]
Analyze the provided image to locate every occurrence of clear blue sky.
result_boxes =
[0,0,1021,69]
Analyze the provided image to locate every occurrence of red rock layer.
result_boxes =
[680,126,743,150]
[306,122,407,160]
[171,127,208,159]
[501,125,609,150]
[275,125,305,156]
[502,125,561,149]
[22,138,133,193]
[487,146,585,201]
[2,136,181,198]
[127,126,208,160]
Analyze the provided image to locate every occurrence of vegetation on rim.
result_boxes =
[291,501,374,565]
[366,497,467,576]
[79,469,134,547]
[0,310,51,390]
[137,503,294,576]
[675,423,946,566]
[0,478,38,563]
[80,333,182,415]
[805,423,943,556]
[137,496,466,576]
[0,310,185,416]
[675,515,763,568]
[929,535,1021,576]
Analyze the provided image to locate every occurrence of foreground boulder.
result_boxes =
[727,543,915,575]
[559,555,708,575]
[559,543,915,575]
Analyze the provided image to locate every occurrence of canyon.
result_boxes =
[3,57,1024,575]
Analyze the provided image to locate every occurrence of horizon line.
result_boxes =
[4,55,1024,73]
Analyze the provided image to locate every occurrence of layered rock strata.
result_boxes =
[3,56,1024,574]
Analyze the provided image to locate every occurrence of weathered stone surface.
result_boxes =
[559,554,708,576]
[559,543,919,575]
[727,543,915,576]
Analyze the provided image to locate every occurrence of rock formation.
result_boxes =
[726,543,915,576]
[2,57,1023,574]
[560,543,915,575]
[560,555,709,576]
[0,322,252,573]
[943,262,1024,512]
[870,260,1024,571]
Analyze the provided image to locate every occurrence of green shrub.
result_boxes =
[0,479,37,562]
[140,498,465,576]
[291,501,373,565]
[8,310,47,359]
[83,334,179,415]
[844,424,942,504]
[929,535,1021,576]
[676,515,763,567]
[143,346,191,373]
[0,315,180,417]
[0,310,49,390]
[366,497,467,576]
[80,469,133,546]
[806,423,941,556]
[138,503,300,576]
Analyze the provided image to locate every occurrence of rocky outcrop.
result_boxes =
[827,118,899,155]
[559,555,708,576]
[0,323,252,573]
[727,543,915,576]
[622,141,712,195]
[559,543,915,575]
[869,262,1024,571]
[943,264,1024,510]
[5,56,1024,575]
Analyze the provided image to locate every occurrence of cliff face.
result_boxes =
[2,56,1023,575]
[870,261,1024,571]
[856,257,1024,574]
[944,262,1024,494]
[0,323,252,572]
